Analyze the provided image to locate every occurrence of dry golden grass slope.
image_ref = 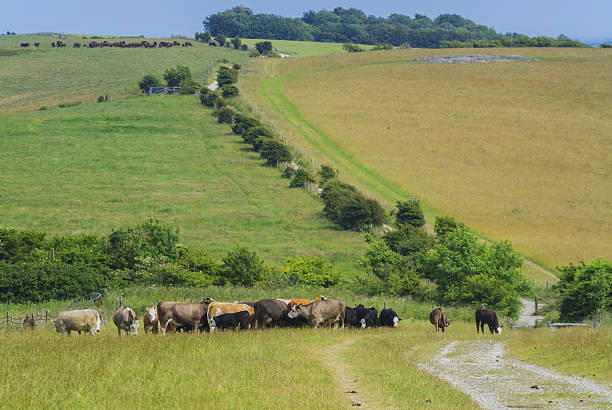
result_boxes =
[241,48,612,268]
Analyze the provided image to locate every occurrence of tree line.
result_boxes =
[203,6,587,49]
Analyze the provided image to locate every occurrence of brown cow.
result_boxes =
[287,296,325,310]
[157,300,213,334]
[207,302,254,332]
[287,299,345,328]
[429,307,451,332]
[254,299,288,329]
[476,307,502,334]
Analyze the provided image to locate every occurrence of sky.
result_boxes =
[3,1,610,41]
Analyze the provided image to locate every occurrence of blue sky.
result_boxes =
[3,1,610,40]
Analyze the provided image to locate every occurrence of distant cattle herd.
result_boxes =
[19,40,193,49]
[49,295,503,336]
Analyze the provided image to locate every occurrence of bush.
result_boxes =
[231,36,241,49]
[214,34,226,47]
[260,139,292,166]
[319,165,337,183]
[138,74,162,93]
[434,216,464,238]
[0,228,46,262]
[249,50,260,57]
[215,106,235,124]
[343,43,364,52]
[199,89,219,107]
[217,66,238,86]
[242,125,273,146]
[107,218,180,270]
[164,65,192,87]
[255,41,273,55]
[0,262,110,303]
[395,198,425,228]
[220,84,239,98]
[282,256,339,287]
[232,114,261,136]
[382,224,435,268]
[134,256,214,287]
[321,180,386,230]
[241,44,248,51]
[220,248,269,287]
[372,43,393,50]
[281,166,295,179]
[557,259,612,321]
[289,168,314,188]
[232,63,241,70]
[31,234,109,268]
[179,79,202,94]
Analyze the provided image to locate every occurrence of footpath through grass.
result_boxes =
[0,94,365,273]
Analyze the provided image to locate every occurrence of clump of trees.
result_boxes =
[138,75,163,93]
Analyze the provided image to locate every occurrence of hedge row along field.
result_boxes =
[239,47,612,270]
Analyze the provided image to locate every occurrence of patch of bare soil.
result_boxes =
[322,338,378,408]
[411,54,542,64]
[419,341,612,409]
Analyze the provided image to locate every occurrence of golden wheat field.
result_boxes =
[241,48,612,268]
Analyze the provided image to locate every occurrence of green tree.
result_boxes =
[231,36,242,49]
[216,66,238,86]
[214,34,226,46]
[199,89,219,107]
[260,139,292,166]
[220,247,268,286]
[395,198,425,227]
[164,65,192,87]
[203,32,212,42]
[215,106,235,124]
[319,165,337,182]
[220,84,239,98]
[282,256,339,287]
[255,41,273,54]
[138,74,162,93]
[557,259,612,321]
[434,216,464,238]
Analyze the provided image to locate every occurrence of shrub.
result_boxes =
[255,41,273,55]
[434,216,464,238]
[0,228,46,262]
[216,106,235,124]
[382,224,435,268]
[372,43,393,50]
[220,84,239,98]
[217,66,238,86]
[134,256,214,287]
[241,44,248,51]
[179,79,202,94]
[242,125,273,146]
[557,259,612,321]
[289,168,314,188]
[319,165,337,183]
[199,89,219,107]
[138,74,162,93]
[395,198,425,228]
[260,139,292,166]
[177,246,219,278]
[321,180,386,230]
[31,234,109,268]
[220,247,269,287]
[214,34,226,47]
[343,43,364,52]
[281,166,295,179]
[232,114,261,136]
[232,63,241,70]
[164,65,192,87]
[107,218,180,270]
[282,256,339,287]
[231,36,241,49]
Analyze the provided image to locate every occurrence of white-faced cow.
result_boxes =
[475,307,502,334]
[378,308,401,328]
[287,298,346,328]
[429,307,451,332]
[54,309,101,336]
[113,300,139,335]
[157,300,213,334]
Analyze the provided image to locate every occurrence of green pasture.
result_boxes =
[0,94,366,273]
[240,38,371,57]
[0,33,249,113]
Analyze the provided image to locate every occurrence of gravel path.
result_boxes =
[411,54,542,64]
[208,81,219,91]
[420,341,612,409]
[517,298,544,327]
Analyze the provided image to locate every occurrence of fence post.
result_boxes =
[6,312,9,328]
[534,295,538,315]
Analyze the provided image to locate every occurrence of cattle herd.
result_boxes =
[52,295,503,337]
[19,40,193,49]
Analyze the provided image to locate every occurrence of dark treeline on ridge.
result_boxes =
[203,6,586,48]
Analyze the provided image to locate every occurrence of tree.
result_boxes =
[138,74,162,93]
[319,165,337,182]
[220,247,268,286]
[283,256,339,287]
[214,34,226,47]
[255,41,273,54]
[434,216,464,238]
[203,32,212,42]
[199,89,219,107]
[163,65,192,87]
[557,259,612,321]
[231,36,242,49]
[220,84,239,98]
[395,198,425,228]
[216,66,238,86]
[260,139,292,166]
[215,106,235,124]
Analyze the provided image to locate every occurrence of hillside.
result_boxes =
[239,47,612,269]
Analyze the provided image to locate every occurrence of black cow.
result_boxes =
[356,304,378,328]
[378,308,401,327]
[281,310,308,328]
[475,307,502,334]
[211,311,250,331]
[20,43,29,48]
[344,306,359,327]
[254,299,288,329]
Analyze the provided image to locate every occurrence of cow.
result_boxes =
[429,307,451,332]
[282,310,309,328]
[287,298,346,328]
[354,305,378,328]
[378,308,401,328]
[73,43,81,48]
[345,306,359,327]
[208,41,217,46]
[287,296,325,310]
[475,307,502,334]
[34,42,40,47]
[207,302,254,332]
[143,306,158,334]
[20,43,29,48]
[113,300,139,335]
[157,300,212,334]
[254,299,288,329]
[210,311,251,331]
[54,309,101,336]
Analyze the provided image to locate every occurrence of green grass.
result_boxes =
[0,94,366,274]
[0,34,249,113]
[240,39,372,57]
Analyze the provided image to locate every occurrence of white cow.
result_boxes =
[54,309,101,336]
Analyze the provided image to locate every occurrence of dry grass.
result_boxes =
[241,48,612,268]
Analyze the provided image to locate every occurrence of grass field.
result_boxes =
[0,34,249,113]
[239,47,612,270]
[0,94,366,273]
[240,38,373,57]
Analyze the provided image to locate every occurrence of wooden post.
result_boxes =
[6,312,9,328]
[45,309,48,324]
[534,295,538,315]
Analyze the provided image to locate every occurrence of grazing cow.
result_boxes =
[73,43,81,48]
[54,309,101,336]
[282,310,309,328]
[345,306,359,327]
[34,42,40,47]
[475,307,502,334]
[20,43,29,48]
[207,302,254,332]
[429,307,451,332]
[287,299,346,328]
[113,300,139,335]
[254,299,288,329]
[211,311,251,331]
[354,304,378,328]
[157,300,212,334]
[378,308,401,328]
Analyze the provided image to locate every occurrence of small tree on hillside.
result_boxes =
[217,66,238,86]
[231,36,242,49]
[255,41,273,55]
[203,32,212,43]
[395,198,425,228]
[220,247,268,287]
[138,74,162,93]
[214,34,226,47]
[164,65,192,87]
